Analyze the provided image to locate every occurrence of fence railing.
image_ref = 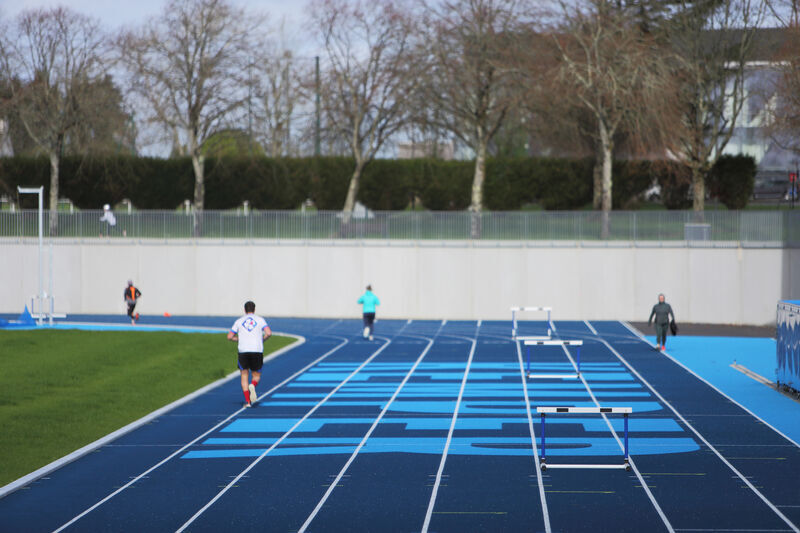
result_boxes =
[1,209,798,247]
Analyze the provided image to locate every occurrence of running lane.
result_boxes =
[589,320,800,532]
[291,321,477,532]
[176,320,439,531]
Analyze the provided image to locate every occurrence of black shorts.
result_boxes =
[238,352,264,372]
[363,312,375,327]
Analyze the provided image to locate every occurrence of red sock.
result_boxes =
[243,389,251,403]
[252,380,258,388]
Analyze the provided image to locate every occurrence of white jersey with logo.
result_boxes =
[230,313,269,353]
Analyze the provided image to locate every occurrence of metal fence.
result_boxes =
[0,209,798,247]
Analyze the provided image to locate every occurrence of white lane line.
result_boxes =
[515,339,553,533]
[298,323,445,533]
[176,335,397,533]
[620,321,800,450]
[557,342,675,532]
[583,319,599,335]
[50,336,343,533]
[594,321,799,533]
[421,335,477,533]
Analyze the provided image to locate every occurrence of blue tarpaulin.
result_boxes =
[777,300,800,392]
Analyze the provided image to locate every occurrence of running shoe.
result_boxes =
[363,327,369,338]
[369,335,373,341]
[248,384,257,404]
[135,312,140,321]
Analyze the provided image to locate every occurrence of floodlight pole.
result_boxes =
[17,186,44,325]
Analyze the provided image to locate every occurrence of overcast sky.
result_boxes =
[0,0,308,37]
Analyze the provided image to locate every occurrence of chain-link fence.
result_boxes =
[1,209,798,247]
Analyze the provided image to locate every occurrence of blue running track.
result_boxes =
[1,315,798,532]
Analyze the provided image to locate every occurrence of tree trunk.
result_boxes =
[48,150,59,236]
[599,122,613,239]
[692,165,705,217]
[470,138,487,239]
[593,145,602,210]
[191,151,205,237]
[342,159,365,225]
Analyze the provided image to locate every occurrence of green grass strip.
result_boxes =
[0,329,295,487]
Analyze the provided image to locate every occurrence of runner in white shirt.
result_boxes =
[227,301,272,407]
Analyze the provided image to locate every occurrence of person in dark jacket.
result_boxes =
[124,280,142,325]
[648,293,675,351]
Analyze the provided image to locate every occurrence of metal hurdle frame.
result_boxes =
[510,306,553,341]
[524,339,582,379]
[536,406,632,471]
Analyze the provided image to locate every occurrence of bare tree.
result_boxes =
[549,0,680,235]
[311,0,421,219]
[252,45,306,158]
[0,7,108,233]
[764,1,800,159]
[420,0,523,237]
[118,0,264,232]
[668,0,766,213]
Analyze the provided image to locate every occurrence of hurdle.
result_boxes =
[510,306,553,340]
[536,406,631,471]
[524,339,582,379]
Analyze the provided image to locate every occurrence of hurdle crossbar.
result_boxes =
[536,406,631,471]
[524,339,583,379]
[510,306,553,340]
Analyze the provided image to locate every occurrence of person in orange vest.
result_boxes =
[124,280,142,325]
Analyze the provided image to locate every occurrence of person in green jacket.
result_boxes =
[648,293,675,351]
[358,285,381,341]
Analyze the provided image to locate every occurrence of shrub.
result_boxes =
[707,154,756,209]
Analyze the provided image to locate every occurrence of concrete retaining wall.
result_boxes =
[2,241,798,325]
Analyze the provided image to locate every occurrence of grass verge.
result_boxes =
[0,329,295,487]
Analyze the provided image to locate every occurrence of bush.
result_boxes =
[613,160,655,209]
[537,158,593,210]
[656,162,693,210]
[707,154,756,209]
[0,154,703,212]
[417,160,472,210]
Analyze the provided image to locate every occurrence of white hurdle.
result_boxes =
[536,406,632,471]
[510,306,553,340]
[524,339,583,379]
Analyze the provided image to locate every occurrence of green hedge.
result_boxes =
[707,154,756,210]
[0,155,691,211]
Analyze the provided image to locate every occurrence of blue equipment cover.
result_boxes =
[776,300,800,392]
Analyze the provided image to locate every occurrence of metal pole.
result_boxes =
[38,188,42,325]
[527,345,531,375]
[315,55,321,157]
[248,56,253,156]
[540,414,546,463]
[49,239,54,326]
[18,186,44,325]
[624,413,629,460]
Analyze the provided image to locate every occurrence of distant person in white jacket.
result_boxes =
[100,204,116,236]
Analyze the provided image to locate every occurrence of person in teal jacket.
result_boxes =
[358,285,381,340]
